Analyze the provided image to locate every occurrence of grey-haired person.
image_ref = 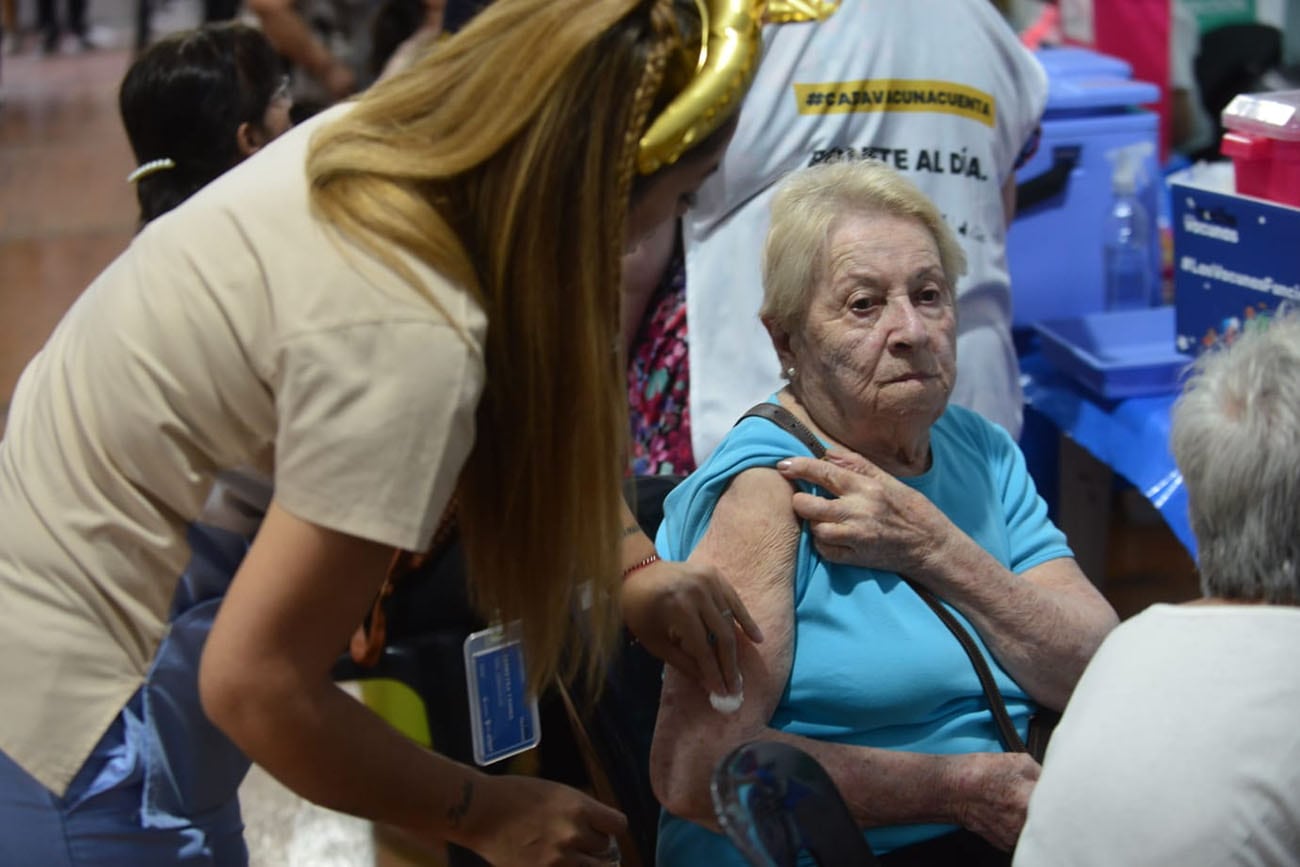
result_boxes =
[1016,312,1300,866]
[650,159,1117,866]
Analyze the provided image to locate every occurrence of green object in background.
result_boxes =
[357,679,542,777]
[1183,0,1256,31]
[361,679,431,747]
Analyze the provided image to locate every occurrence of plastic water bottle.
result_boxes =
[1104,195,1152,311]
[1103,142,1155,311]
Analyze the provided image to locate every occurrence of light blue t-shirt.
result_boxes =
[655,401,1072,864]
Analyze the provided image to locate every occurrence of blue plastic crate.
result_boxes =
[1033,306,1194,399]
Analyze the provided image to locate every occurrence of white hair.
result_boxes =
[1170,312,1300,603]
[760,159,966,336]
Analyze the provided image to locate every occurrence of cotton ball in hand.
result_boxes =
[709,673,744,714]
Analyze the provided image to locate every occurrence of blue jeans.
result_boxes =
[0,524,254,865]
[0,690,248,866]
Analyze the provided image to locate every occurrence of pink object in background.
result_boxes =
[1020,4,1061,51]
[1220,89,1300,208]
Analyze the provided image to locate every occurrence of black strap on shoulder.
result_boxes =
[737,402,827,458]
[908,583,1027,753]
[737,402,1028,755]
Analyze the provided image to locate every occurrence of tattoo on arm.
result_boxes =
[447,779,473,828]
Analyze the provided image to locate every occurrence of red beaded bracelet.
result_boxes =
[622,553,660,580]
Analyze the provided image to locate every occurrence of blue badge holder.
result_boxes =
[463,621,541,766]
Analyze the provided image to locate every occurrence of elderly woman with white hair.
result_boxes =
[1015,313,1300,866]
[648,158,1119,866]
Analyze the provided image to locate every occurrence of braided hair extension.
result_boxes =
[608,0,685,320]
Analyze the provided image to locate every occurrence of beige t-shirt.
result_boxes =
[0,105,486,794]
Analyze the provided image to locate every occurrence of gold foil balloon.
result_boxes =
[636,0,839,175]
[636,0,765,175]
[765,0,839,23]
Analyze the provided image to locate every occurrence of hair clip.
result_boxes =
[127,158,177,184]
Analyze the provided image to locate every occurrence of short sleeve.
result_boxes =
[993,23,1049,180]
[272,319,483,551]
[988,423,1073,573]
[1013,50,1049,144]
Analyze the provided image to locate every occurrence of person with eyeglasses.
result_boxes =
[119,21,295,227]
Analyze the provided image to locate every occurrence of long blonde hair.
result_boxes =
[306,0,702,693]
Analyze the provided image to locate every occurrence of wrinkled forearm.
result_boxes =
[915,533,1117,709]
[652,709,965,831]
[778,734,967,828]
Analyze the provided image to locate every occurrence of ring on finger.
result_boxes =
[597,835,621,864]
[720,608,734,620]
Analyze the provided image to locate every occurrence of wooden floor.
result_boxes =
[0,42,138,431]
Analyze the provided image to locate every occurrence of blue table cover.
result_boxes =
[1020,351,1196,559]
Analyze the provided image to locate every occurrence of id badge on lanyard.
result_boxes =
[463,620,541,766]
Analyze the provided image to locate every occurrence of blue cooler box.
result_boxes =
[1169,163,1300,355]
[1008,47,1161,328]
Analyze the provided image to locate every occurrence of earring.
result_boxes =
[786,366,796,379]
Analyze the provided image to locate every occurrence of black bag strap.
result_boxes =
[739,402,827,457]
[908,584,1027,754]
[737,402,1028,754]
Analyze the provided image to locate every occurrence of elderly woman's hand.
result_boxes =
[776,448,951,576]
[943,751,1042,851]
[621,558,763,698]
